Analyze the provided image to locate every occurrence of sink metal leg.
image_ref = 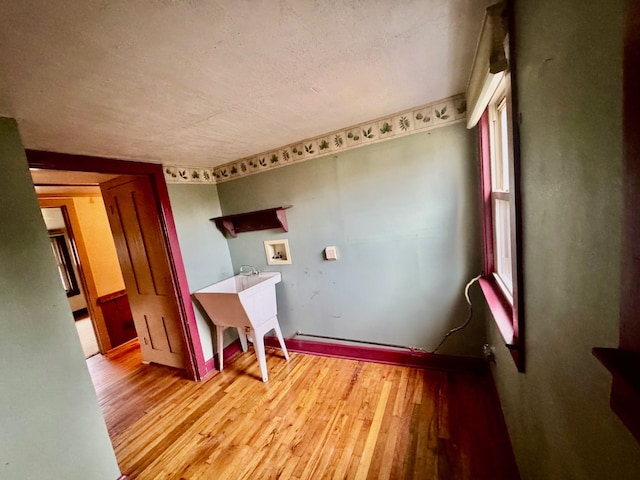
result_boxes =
[216,325,225,371]
[237,327,248,352]
[254,336,269,382]
[273,319,290,362]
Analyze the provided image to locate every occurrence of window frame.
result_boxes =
[489,80,516,301]
[48,229,81,298]
[478,72,525,372]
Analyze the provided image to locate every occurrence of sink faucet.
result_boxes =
[239,265,259,276]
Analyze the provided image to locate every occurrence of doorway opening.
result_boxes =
[34,175,135,357]
[27,150,206,381]
[41,205,101,358]
[32,171,189,370]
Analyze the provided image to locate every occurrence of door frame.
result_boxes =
[38,199,113,353]
[27,150,206,381]
[101,174,188,369]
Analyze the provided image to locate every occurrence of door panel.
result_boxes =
[102,176,185,369]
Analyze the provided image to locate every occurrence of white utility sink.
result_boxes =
[193,272,289,382]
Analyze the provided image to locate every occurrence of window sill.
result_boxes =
[479,276,524,371]
[593,348,640,390]
[479,277,514,344]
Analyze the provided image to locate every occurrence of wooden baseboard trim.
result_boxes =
[72,307,89,320]
[222,339,244,364]
[201,357,216,380]
[105,337,139,356]
[198,340,247,381]
[263,336,488,374]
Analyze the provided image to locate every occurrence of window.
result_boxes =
[478,73,523,371]
[467,1,523,370]
[49,230,80,297]
[489,83,515,301]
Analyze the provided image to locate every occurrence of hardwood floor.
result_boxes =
[74,314,99,358]
[87,340,519,480]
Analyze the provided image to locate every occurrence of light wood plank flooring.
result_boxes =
[87,340,519,480]
[74,314,99,358]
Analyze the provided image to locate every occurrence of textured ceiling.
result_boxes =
[0,0,490,168]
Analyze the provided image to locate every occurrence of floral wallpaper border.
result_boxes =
[163,94,466,184]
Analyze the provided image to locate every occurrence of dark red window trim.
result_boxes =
[479,112,495,274]
[478,109,524,372]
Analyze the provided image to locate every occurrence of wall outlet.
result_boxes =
[482,343,496,363]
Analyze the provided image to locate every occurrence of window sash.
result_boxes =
[488,82,516,300]
[478,78,523,371]
[49,233,80,297]
[492,195,513,300]
[491,97,510,193]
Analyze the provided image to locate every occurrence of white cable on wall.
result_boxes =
[430,274,482,354]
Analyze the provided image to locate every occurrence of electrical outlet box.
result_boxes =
[264,239,292,265]
[482,343,496,363]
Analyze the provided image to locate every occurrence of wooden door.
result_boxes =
[101,176,185,369]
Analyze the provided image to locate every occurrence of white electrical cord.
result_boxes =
[430,274,482,354]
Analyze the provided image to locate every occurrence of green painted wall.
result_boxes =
[487,1,640,478]
[0,118,121,479]
[217,124,484,355]
[168,183,234,360]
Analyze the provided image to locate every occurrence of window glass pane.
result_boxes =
[498,101,510,190]
[49,234,79,296]
[490,117,503,191]
[50,236,70,292]
[491,98,510,193]
[493,197,513,294]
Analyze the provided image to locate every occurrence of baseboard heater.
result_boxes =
[292,330,428,354]
[262,331,487,373]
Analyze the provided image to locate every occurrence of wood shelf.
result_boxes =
[211,205,292,238]
[593,347,640,443]
[593,347,640,390]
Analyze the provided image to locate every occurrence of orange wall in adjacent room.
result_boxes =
[72,196,125,297]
